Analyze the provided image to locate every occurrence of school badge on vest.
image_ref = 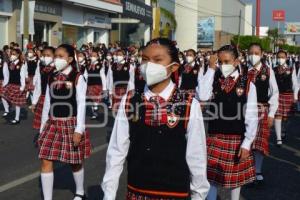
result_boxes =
[124,67,128,71]
[193,70,198,74]
[167,113,179,128]
[261,74,267,81]
[65,81,73,89]
[286,70,291,75]
[236,87,244,97]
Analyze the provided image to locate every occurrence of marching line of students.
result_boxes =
[0,38,299,200]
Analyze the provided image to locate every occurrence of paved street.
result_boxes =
[0,107,299,200]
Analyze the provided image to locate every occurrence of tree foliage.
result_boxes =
[231,35,272,52]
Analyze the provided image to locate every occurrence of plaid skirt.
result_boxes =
[32,95,45,130]
[275,93,294,119]
[25,75,35,92]
[252,104,270,155]
[87,85,103,103]
[127,186,190,200]
[2,84,27,106]
[38,117,91,164]
[207,134,255,188]
[0,80,3,96]
[112,86,127,112]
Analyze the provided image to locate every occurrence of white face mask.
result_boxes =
[249,55,261,66]
[113,55,117,60]
[54,58,68,71]
[221,64,235,78]
[10,55,18,62]
[28,53,34,58]
[106,56,112,61]
[186,56,194,64]
[44,57,53,66]
[78,57,84,63]
[117,56,124,63]
[140,62,173,86]
[278,58,286,66]
[90,57,98,63]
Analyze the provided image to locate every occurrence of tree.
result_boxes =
[267,28,284,51]
[231,35,272,52]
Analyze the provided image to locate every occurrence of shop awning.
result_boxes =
[65,0,123,14]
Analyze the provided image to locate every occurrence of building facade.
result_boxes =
[175,0,253,50]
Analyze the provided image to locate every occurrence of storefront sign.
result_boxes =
[84,13,112,29]
[122,0,152,24]
[35,0,62,16]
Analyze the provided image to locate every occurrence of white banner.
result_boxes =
[20,0,35,35]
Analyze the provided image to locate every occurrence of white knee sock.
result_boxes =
[41,172,54,200]
[254,151,264,174]
[73,168,84,198]
[207,184,217,200]
[2,98,9,112]
[15,106,20,121]
[230,187,241,200]
[275,119,282,141]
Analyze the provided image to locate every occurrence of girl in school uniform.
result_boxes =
[273,50,299,145]
[38,44,91,200]
[247,43,279,184]
[134,47,146,94]
[107,49,135,113]
[102,38,209,200]
[31,46,56,131]
[197,45,258,200]
[77,52,88,80]
[1,48,27,124]
[179,49,202,93]
[25,48,39,101]
[0,51,4,105]
[86,49,107,119]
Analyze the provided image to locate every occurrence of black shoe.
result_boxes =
[10,119,20,125]
[73,194,86,200]
[276,140,282,147]
[2,112,9,118]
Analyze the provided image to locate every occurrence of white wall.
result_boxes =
[244,4,253,35]
[175,0,198,50]
[62,5,84,26]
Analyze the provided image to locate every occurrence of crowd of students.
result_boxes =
[0,38,299,200]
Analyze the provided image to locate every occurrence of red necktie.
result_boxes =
[144,96,168,126]
[219,76,236,93]
[54,73,67,89]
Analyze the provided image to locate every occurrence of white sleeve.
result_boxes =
[268,68,279,118]
[196,68,215,101]
[108,67,113,95]
[84,68,88,81]
[3,62,9,86]
[186,99,210,200]
[127,64,135,91]
[101,94,130,200]
[292,66,299,100]
[40,85,50,133]
[75,75,87,134]
[100,66,107,91]
[20,63,27,90]
[32,66,41,105]
[241,83,258,150]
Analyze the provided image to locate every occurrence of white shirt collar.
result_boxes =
[230,70,240,80]
[14,59,19,65]
[144,80,175,101]
[61,65,72,75]
[249,62,262,71]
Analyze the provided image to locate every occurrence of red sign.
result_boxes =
[273,10,285,21]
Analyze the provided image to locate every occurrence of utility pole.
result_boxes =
[256,0,261,37]
[23,0,29,50]
[237,9,242,47]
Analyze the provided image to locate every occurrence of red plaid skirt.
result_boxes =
[87,85,103,103]
[112,86,127,112]
[38,117,91,164]
[275,93,294,119]
[32,95,45,130]
[127,186,189,200]
[25,75,35,92]
[252,104,270,155]
[0,80,3,96]
[207,134,255,188]
[2,84,27,106]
